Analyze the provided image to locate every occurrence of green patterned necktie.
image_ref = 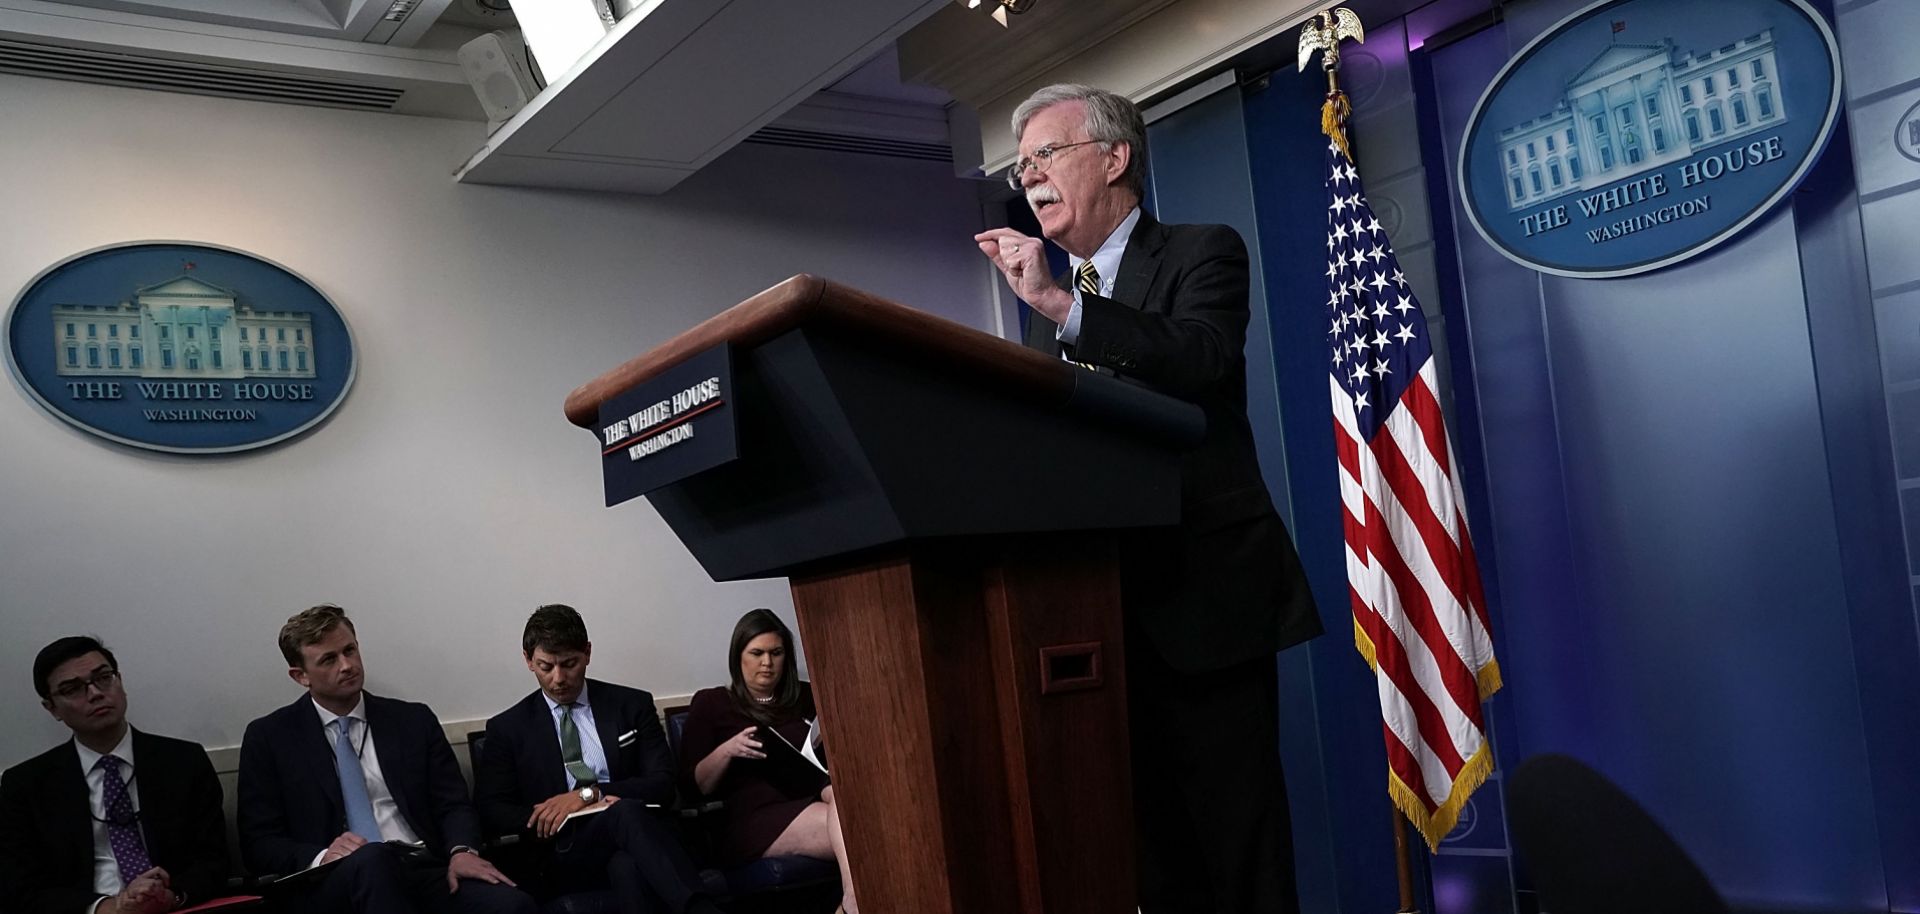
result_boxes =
[1067,261,1101,371]
[559,704,597,787]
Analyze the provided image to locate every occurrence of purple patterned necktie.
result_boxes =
[96,754,153,882]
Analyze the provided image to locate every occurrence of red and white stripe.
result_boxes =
[1331,358,1501,848]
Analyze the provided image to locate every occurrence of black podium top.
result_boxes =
[566,275,1205,581]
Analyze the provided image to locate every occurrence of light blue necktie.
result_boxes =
[333,718,382,842]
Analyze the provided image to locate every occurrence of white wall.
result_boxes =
[0,73,998,763]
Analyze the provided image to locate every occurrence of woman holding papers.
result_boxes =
[680,609,858,914]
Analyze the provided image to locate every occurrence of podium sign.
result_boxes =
[596,343,736,507]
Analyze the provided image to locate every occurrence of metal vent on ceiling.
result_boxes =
[745,126,952,163]
[0,38,405,112]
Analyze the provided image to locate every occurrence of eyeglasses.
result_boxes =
[51,668,120,701]
[1006,140,1102,189]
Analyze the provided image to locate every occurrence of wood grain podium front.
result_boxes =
[566,276,1204,914]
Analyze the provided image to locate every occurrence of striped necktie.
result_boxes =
[559,704,598,787]
[1066,261,1101,370]
[1074,260,1101,296]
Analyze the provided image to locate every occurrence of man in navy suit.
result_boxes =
[976,84,1323,914]
[0,636,228,913]
[474,605,719,914]
[237,605,534,914]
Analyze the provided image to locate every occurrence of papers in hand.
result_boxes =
[563,801,613,823]
[798,719,828,774]
[755,719,830,796]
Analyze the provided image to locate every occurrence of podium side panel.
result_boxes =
[790,552,1022,914]
[982,536,1137,914]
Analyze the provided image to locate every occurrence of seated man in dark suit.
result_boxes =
[474,605,720,914]
[238,605,534,914]
[0,636,228,914]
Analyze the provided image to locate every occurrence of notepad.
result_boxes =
[265,840,427,890]
[755,720,830,796]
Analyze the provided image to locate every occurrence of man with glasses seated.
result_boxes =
[0,636,229,913]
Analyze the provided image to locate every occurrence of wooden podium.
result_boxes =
[565,276,1203,914]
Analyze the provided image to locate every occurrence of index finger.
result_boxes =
[973,228,1031,245]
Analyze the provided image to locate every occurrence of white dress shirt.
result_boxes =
[1057,205,1142,346]
[311,696,422,866]
[74,730,137,912]
[543,684,611,789]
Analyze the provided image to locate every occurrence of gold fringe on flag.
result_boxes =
[1392,741,1498,851]
[1323,88,1354,160]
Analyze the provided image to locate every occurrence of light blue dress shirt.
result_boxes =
[544,684,611,788]
[1057,206,1143,347]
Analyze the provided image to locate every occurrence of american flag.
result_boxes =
[1324,137,1502,849]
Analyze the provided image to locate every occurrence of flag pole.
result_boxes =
[1392,806,1420,914]
[1302,8,1421,912]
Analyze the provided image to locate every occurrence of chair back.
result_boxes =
[466,729,488,777]
[1508,753,1730,914]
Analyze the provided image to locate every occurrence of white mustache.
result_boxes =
[1026,186,1060,209]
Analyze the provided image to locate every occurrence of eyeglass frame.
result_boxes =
[49,666,121,701]
[1005,139,1105,189]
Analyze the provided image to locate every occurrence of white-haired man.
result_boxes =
[976,83,1323,913]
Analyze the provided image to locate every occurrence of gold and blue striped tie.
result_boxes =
[1067,261,1101,370]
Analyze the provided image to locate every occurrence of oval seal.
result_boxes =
[5,242,358,454]
[1456,0,1842,278]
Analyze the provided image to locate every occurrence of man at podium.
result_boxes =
[976,83,1323,914]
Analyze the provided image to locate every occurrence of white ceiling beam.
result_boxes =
[0,0,482,117]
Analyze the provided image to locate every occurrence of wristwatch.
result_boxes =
[449,845,479,857]
[577,784,599,803]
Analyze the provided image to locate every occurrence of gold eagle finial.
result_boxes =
[1297,7,1366,73]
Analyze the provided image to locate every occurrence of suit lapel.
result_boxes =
[589,682,627,780]
[297,696,346,821]
[527,692,569,797]
[128,729,164,854]
[1110,210,1169,310]
[362,694,415,830]
[49,741,94,866]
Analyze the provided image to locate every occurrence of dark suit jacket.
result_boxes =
[472,679,675,842]
[237,693,480,877]
[1024,210,1323,672]
[0,730,228,913]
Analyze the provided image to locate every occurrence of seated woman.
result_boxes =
[680,609,858,914]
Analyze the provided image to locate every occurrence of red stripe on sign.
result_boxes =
[602,400,724,456]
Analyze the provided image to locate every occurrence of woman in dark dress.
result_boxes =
[680,609,857,913]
